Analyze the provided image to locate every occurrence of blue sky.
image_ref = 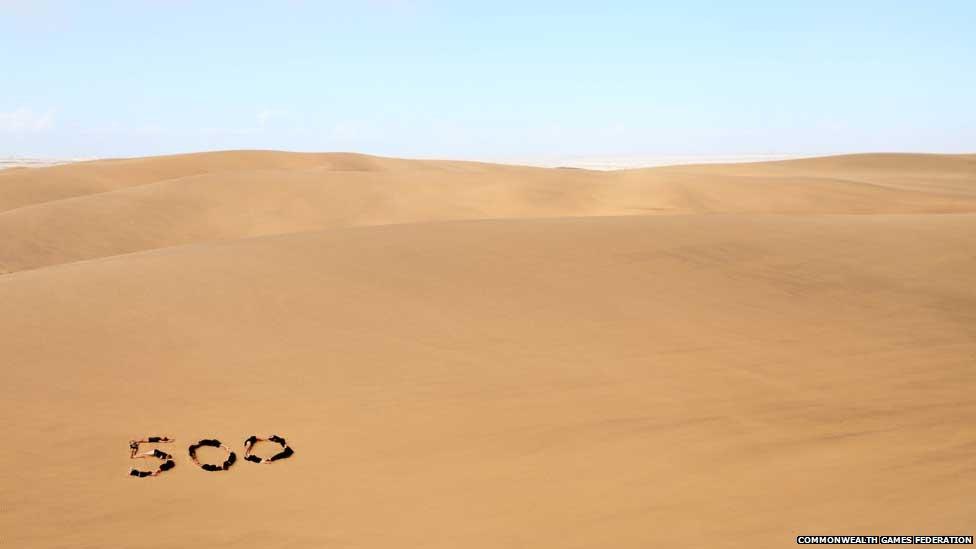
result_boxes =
[1,1,974,160]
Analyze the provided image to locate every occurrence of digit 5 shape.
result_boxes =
[128,436,176,478]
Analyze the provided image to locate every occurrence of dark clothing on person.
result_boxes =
[271,446,295,461]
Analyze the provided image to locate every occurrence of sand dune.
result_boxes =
[1,152,974,547]
[0,150,492,213]
[1,152,974,274]
[652,153,976,198]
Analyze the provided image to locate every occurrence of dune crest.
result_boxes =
[1,151,974,274]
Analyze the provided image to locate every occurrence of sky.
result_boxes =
[1,0,974,162]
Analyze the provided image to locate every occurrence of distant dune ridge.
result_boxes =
[1,151,974,548]
[1,151,974,274]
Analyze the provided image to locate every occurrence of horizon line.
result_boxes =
[2,150,973,172]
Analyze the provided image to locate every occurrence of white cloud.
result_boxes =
[0,108,56,133]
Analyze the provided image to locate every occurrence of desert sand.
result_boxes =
[1,151,974,547]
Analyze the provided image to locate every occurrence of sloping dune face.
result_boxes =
[1,153,974,548]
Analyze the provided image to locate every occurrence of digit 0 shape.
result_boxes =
[128,436,176,478]
[188,438,237,472]
[243,434,294,464]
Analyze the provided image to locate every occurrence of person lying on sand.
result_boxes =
[128,436,174,457]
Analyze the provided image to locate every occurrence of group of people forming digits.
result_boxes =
[129,435,294,477]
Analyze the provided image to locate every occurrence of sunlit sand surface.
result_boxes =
[2,151,974,547]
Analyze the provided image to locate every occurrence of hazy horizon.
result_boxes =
[12,150,976,173]
[0,151,817,171]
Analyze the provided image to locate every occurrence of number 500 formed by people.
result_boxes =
[128,435,294,477]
